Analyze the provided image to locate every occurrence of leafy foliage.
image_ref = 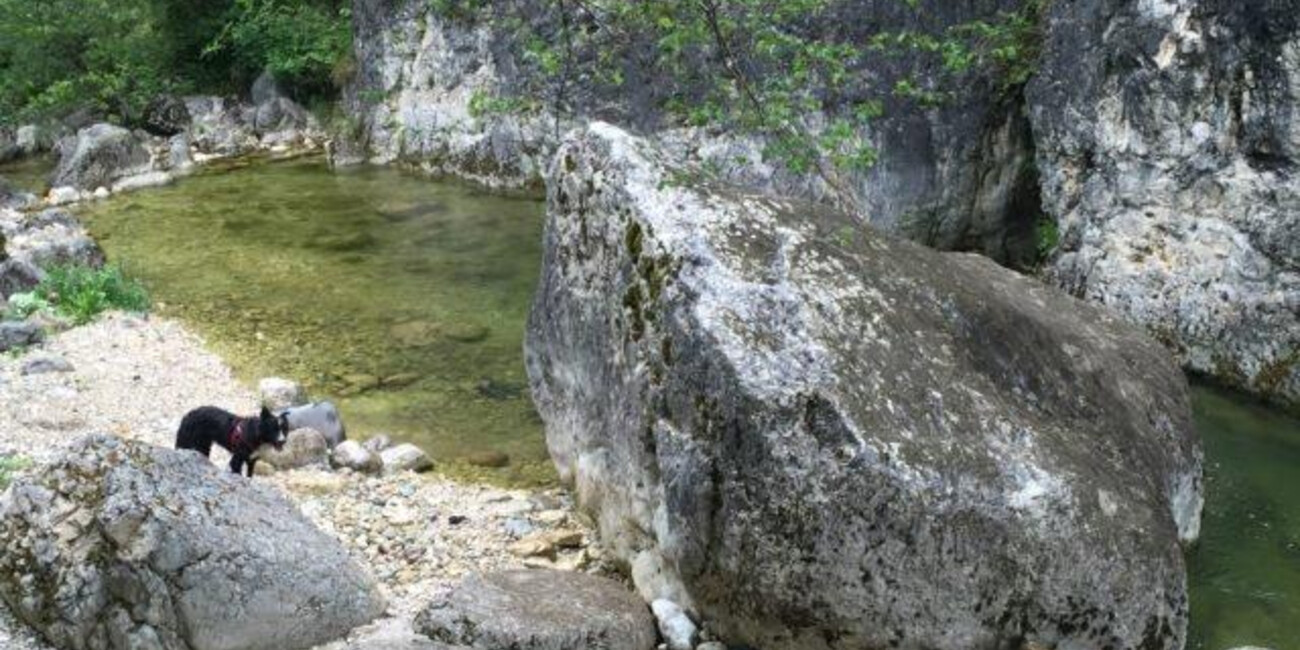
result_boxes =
[32,263,151,325]
[0,0,176,124]
[1035,216,1060,263]
[428,0,1046,201]
[0,0,351,125]
[205,0,353,99]
[0,455,31,490]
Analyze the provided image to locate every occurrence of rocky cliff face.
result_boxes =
[526,123,1202,650]
[1028,0,1300,408]
[340,0,1042,266]
[343,0,1300,408]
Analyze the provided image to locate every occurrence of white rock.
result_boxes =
[331,440,383,474]
[259,376,308,410]
[651,599,697,650]
[380,444,433,474]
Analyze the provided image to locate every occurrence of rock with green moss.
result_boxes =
[0,435,386,650]
[525,124,1204,650]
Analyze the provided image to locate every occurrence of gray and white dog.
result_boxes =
[277,401,347,447]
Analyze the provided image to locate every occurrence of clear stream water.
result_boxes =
[76,156,553,486]
[12,156,1294,647]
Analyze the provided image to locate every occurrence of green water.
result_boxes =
[1189,384,1300,650]
[79,156,554,486]
[0,154,54,193]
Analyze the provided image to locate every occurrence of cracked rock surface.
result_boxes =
[526,124,1205,650]
[414,569,655,650]
[0,435,386,650]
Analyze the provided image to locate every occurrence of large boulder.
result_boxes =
[414,570,656,650]
[142,95,193,137]
[183,96,258,157]
[50,124,152,191]
[525,125,1205,650]
[0,435,386,650]
[1027,0,1300,408]
[16,124,55,156]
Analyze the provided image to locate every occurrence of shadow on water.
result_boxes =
[1187,382,1300,649]
[79,157,554,486]
[0,154,55,193]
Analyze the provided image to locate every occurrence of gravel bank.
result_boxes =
[0,312,597,648]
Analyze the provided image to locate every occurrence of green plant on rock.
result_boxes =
[34,263,151,325]
[426,0,1048,208]
[1035,215,1060,263]
[0,455,31,490]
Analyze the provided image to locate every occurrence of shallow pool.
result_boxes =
[1187,384,1300,649]
[80,156,553,485]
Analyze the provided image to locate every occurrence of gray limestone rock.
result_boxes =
[1027,0,1300,408]
[50,124,152,191]
[331,440,384,474]
[0,435,386,650]
[414,570,656,650]
[524,124,1204,650]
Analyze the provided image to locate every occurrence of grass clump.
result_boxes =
[0,455,31,490]
[23,263,151,325]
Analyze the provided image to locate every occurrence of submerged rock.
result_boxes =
[414,569,656,650]
[525,124,1204,650]
[50,124,152,192]
[0,435,386,650]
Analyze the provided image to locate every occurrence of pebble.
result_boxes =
[20,356,74,375]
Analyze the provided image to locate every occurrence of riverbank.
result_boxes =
[0,312,603,649]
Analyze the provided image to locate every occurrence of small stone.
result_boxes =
[465,450,510,468]
[448,515,468,526]
[363,434,393,453]
[259,377,308,410]
[20,355,75,375]
[415,570,655,650]
[380,444,433,474]
[696,643,727,650]
[332,440,383,474]
[384,505,418,526]
[258,428,329,471]
[0,320,43,352]
[651,600,697,650]
[503,517,535,539]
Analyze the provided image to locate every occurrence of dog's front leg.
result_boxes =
[246,458,258,478]
[229,455,244,475]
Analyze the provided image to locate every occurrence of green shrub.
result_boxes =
[1036,216,1060,263]
[4,291,52,321]
[0,455,31,490]
[35,263,151,325]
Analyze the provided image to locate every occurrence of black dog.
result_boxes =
[176,406,288,477]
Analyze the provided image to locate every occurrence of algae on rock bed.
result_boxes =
[78,157,555,486]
